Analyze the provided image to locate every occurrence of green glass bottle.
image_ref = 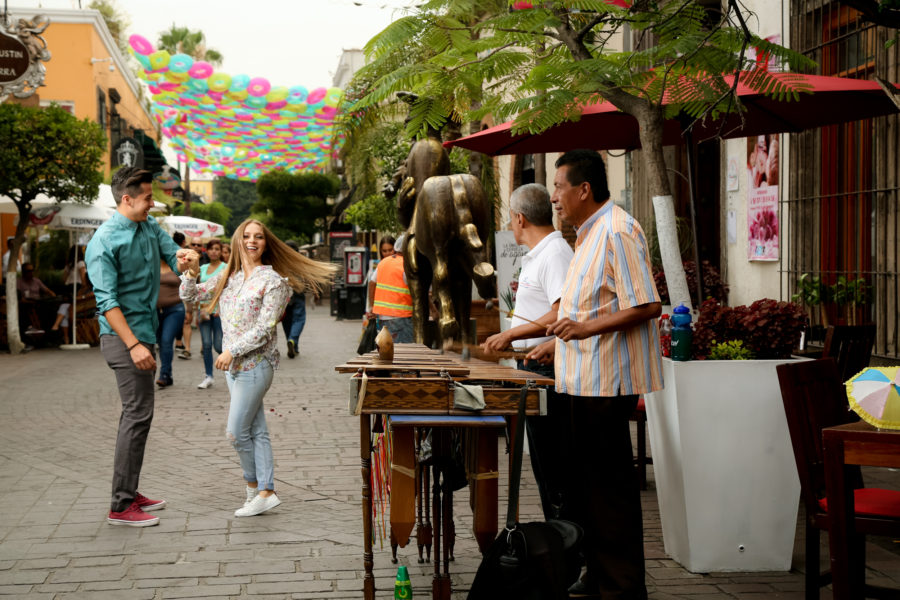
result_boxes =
[394,565,412,599]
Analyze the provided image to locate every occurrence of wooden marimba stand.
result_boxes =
[336,344,552,600]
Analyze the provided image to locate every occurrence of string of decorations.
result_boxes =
[129,34,345,181]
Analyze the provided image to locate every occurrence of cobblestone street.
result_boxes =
[1,307,898,599]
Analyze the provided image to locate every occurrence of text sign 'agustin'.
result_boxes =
[0,32,29,83]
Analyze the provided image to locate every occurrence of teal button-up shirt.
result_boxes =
[86,211,181,343]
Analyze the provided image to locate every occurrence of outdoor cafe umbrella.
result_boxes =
[445,72,900,304]
[42,203,114,350]
[156,215,225,239]
[846,367,900,430]
[445,73,900,155]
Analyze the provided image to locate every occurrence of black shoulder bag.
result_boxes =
[467,386,583,600]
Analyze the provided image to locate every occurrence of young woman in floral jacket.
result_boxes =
[179,219,334,517]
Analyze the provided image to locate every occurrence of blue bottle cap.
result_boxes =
[673,303,690,314]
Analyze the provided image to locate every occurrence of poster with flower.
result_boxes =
[747,134,780,261]
[495,230,526,327]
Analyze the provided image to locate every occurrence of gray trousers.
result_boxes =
[100,335,156,512]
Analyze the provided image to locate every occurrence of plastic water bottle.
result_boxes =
[659,314,672,357]
[670,303,692,361]
[394,565,412,599]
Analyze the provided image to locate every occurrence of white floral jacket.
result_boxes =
[180,265,291,373]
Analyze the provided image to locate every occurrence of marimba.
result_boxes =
[336,344,553,600]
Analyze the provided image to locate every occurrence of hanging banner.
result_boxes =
[747,134,779,261]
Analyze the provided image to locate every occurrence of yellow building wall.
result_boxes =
[190,180,215,204]
[2,9,159,250]
[35,20,157,176]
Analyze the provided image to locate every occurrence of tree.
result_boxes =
[157,25,223,217]
[157,26,223,66]
[214,177,259,234]
[0,103,105,354]
[88,0,130,56]
[254,171,339,243]
[353,0,813,309]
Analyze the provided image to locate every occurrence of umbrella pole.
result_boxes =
[683,128,705,308]
[61,231,89,350]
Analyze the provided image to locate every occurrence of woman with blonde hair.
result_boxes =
[179,219,334,517]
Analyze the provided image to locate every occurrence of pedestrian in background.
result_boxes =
[179,219,335,517]
[366,234,413,343]
[172,232,188,356]
[196,239,226,388]
[281,240,307,359]
[155,255,185,388]
[86,166,186,527]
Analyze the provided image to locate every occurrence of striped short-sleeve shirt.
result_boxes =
[554,201,664,397]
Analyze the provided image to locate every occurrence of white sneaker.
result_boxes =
[197,376,214,389]
[244,486,257,507]
[234,492,281,517]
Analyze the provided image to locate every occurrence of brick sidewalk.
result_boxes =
[0,306,897,599]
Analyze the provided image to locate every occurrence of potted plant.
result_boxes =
[644,299,806,573]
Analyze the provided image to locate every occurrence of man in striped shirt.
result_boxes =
[529,149,662,599]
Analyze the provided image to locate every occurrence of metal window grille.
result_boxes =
[786,0,900,360]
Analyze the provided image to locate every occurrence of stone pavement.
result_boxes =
[0,305,898,599]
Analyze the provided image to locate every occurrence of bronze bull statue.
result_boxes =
[386,94,495,345]
[404,173,495,345]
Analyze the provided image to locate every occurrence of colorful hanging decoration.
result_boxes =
[128,34,345,181]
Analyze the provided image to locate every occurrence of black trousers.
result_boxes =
[516,360,571,521]
[559,392,647,600]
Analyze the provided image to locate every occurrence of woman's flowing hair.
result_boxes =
[203,219,336,313]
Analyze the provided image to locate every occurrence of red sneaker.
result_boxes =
[134,492,166,511]
[107,501,159,527]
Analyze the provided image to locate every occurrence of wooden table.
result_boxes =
[823,421,900,600]
[336,344,553,600]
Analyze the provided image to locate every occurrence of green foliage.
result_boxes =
[791,272,828,307]
[89,0,130,56]
[158,26,223,66]
[708,340,754,360]
[344,193,402,232]
[174,201,231,228]
[0,103,105,209]
[214,177,259,234]
[352,1,816,142]
[831,275,869,308]
[254,170,339,243]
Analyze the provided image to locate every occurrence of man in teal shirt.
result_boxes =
[86,167,183,527]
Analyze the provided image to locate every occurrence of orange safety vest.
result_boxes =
[373,255,413,317]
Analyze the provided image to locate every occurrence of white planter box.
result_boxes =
[644,357,801,572]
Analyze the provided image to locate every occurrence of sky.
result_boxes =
[14,0,415,88]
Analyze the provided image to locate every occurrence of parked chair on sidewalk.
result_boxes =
[822,323,876,382]
[776,358,900,600]
[630,397,652,490]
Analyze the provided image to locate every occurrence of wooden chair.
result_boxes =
[776,358,900,600]
[822,324,876,382]
[631,397,652,491]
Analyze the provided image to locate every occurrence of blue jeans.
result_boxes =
[377,316,413,343]
[157,303,185,379]
[225,359,275,490]
[281,296,306,345]
[199,316,223,377]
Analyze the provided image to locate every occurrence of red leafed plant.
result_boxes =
[691,299,805,360]
[654,260,729,306]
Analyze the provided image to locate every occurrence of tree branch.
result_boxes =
[445,42,517,73]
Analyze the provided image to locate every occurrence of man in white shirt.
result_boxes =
[482,183,574,520]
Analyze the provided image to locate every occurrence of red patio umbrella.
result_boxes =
[445,73,900,155]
